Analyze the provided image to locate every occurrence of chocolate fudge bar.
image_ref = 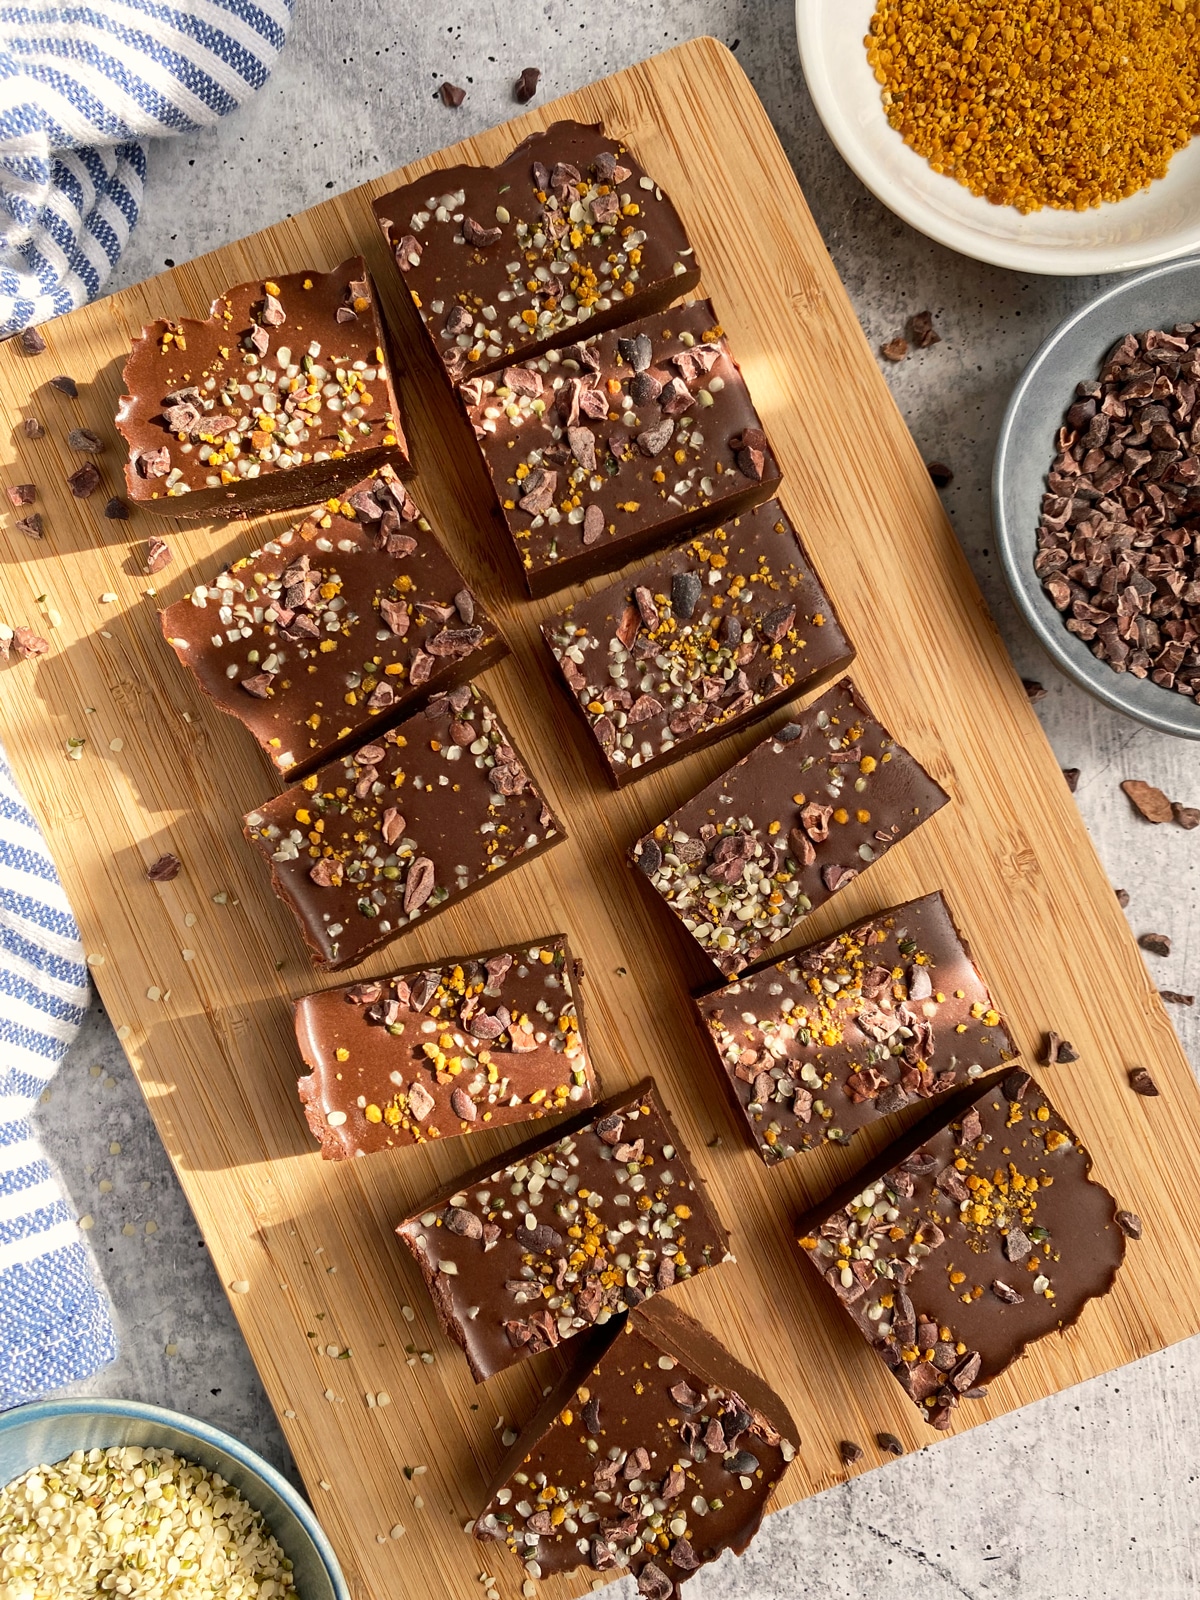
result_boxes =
[696,893,1016,1164]
[373,120,699,382]
[161,466,505,778]
[294,934,596,1157]
[631,677,950,978]
[118,259,408,519]
[797,1069,1126,1429]
[243,685,563,969]
[475,1296,798,1594]
[396,1078,731,1382]
[460,299,781,595]
[542,501,853,784]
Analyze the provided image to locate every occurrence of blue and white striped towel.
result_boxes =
[0,0,295,338]
[0,752,113,1409]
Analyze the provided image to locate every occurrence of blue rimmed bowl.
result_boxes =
[993,257,1200,739]
[0,1397,349,1600]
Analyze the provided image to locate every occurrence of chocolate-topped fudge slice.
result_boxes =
[460,299,781,595]
[630,677,950,978]
[372,120,699,382]
[243,685,563,970]
[162,466,505,778]
[295,934,596,1157]
[797,1069,1126,1430]
[118,259,408,519]
[396,1078,731,1382]
[696,892,1016,1164]
[475,1296,798,1596]
[542,501,853,784]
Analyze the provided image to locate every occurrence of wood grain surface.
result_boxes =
[1,36,1197,1600]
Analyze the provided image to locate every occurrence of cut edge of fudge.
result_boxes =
[372,119,702,381]
[160,464,508,779]
[474,1295,799,1591]
[117,258,409,521]
[395,1076,731,1382]
[693,889,1018,1164]
[540,500,855,785]
[796,1068,1127,1428]
[293,931,597,1157]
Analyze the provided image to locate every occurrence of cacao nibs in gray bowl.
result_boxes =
[1036,323,1200,701]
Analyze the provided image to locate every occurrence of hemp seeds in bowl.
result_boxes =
[0,1444,295,1599]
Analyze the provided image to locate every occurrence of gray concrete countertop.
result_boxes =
[37,3,1198,1597]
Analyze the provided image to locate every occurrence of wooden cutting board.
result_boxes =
[1,35,1197,1600]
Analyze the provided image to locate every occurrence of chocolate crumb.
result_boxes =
[1022,678,1047,701]
[15,514,43,540]
[1115,1210,1142,1239]
[1120,779,1172,824]
[927,461,954,487]
[12,625,49,660]
[18,327,47,356]
[22,417,45,439]
[1041,1031,1079,1066]
[1061,767,1080,791]
[1128,1067,1160,1097]
[838,1440,864,1465]
[104,496,130,520]
[1159,990,1194,1006]
[1115,888,1130,908]
[1172,802,1200,830]
[876,1432,904,1457]
[144,537,172,574]
[68,427,103,453]
[514,66,541,102]
[49,375,78,397]
[1138,932,1171,957]
[440,81,466,108]
[880,337,908,362]
[67,462,101,498]
[147,853,182,883]
[6,484,36,507]
[909,309,941,348]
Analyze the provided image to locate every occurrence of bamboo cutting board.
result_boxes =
[1,36,1197,1600]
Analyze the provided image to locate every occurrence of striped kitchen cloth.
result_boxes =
[0,751,113,1409]
[0,0,295,339]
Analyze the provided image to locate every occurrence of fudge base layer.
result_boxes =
[695,891,1016,1163]
[396,1077,731,1382]
[476,1297,798,1594]
[295,934,596,1156]
[797,1070,1126,1429]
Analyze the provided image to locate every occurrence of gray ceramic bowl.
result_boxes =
[993,257,1200,739]
[0,1397,349,1600]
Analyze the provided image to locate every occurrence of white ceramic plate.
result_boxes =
[795,0,1200,276]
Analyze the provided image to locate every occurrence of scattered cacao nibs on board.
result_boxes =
[1115,888,1131,907]
[18,327,46,356]
[927,461,954,487]
[1160,990,1194,1006]
[1138,932,1172,956]
[49,374,78,397]
[104,496,130,520]
[1023,678,1047,701]
[12,625,48,659]
[68,427,103,453]
[880,337,908,362]
[1173,801,1199,828]
[909,309,940,348]
[1041,1031,1080,1066]
[440,81,466,107]
[144,537,172,574]
[1037,326,1200,700]
[14,514,43,540]
[6,484,35,507]
[67,462,100,498]
[876,1432,905,1456]
[838,1440,864,1465]
[22,417,45,439]
[1115,1210,1142,1239]
[146,853,182,883]
[514,65,540,102]
[1120,779,1172,823]
[1062,767,1080,791]
[1128,1067,1160,1097]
